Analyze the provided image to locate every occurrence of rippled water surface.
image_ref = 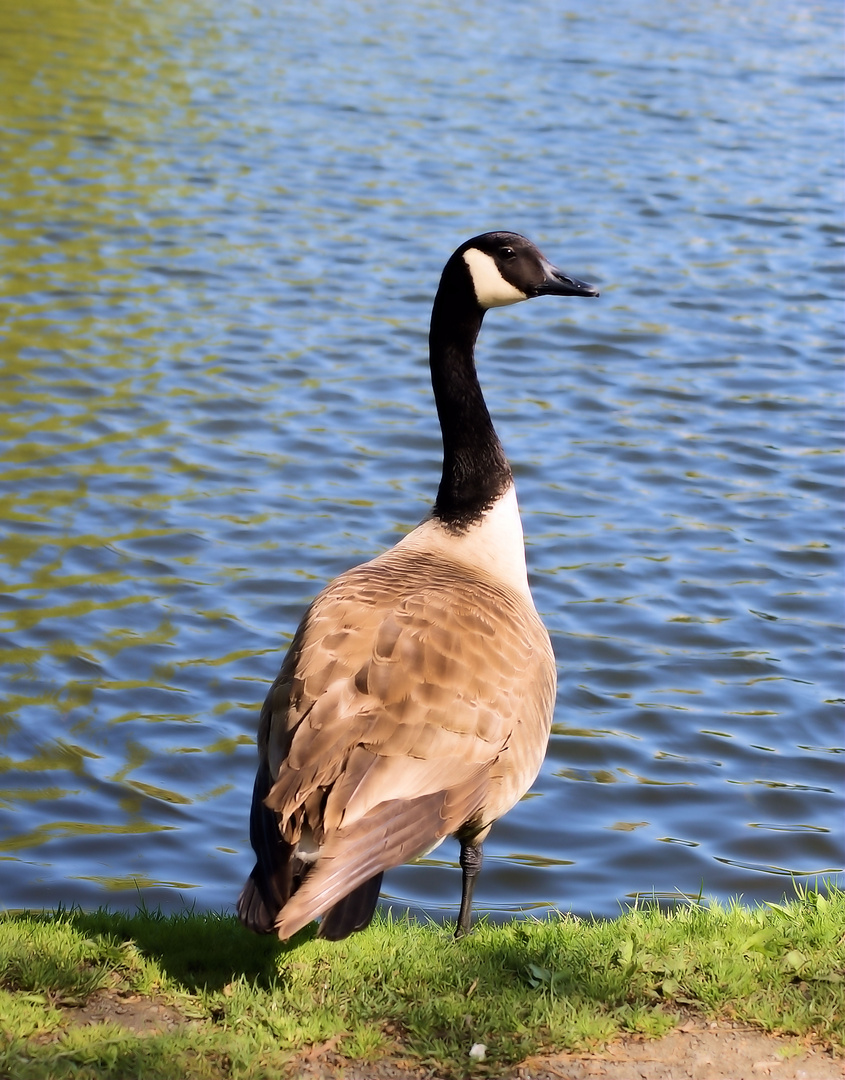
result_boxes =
[1,0,842,923]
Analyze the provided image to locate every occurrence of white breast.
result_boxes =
[395,484,531,598]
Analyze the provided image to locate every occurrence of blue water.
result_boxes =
[0,0,842,923]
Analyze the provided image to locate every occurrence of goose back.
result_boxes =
[246,542,555,940]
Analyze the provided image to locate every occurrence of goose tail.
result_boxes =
[237,756,386,940]
[318,872,384,940]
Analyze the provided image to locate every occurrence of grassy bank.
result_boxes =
[1,885,842,1079]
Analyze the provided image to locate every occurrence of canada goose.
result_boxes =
[237,232,599,941]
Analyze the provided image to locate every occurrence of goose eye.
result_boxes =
[499,246,516,260]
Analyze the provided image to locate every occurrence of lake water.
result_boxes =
[1,0,842,925]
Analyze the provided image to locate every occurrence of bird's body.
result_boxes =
[238,232,598,940]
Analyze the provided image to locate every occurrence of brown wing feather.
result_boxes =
[276,774,490,939]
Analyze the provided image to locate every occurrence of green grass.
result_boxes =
[1,884,842,1079]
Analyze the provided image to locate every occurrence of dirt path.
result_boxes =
[295,1022,840,1080]
[511,1017,840,1080]
[66,993,841,1079]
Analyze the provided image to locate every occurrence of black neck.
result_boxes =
[428,259,512,529]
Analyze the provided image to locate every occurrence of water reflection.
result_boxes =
[1,0,843,920]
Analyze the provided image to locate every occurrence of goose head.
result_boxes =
[456,231,599,310]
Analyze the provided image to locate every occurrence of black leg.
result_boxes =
[456,840,483,938]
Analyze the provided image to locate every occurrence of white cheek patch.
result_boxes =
[463,248,528,309]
